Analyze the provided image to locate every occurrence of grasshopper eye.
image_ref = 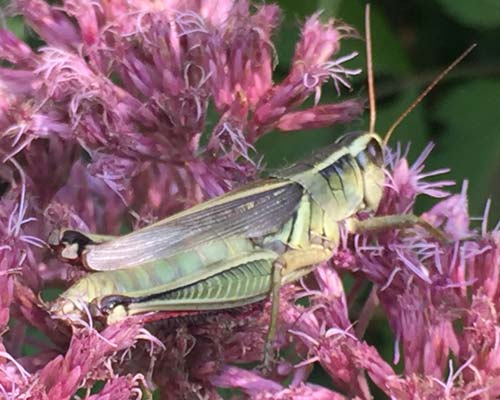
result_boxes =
[366,138,384,166]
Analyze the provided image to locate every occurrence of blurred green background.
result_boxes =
[257,1,500,392]
[259,0,500,225]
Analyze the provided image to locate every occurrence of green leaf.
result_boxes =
[437,0,500,29]
[430,79,500,222]
[6,16,27,41]
[338,1,412,75]
[275,0,318,16]
[316,0,343,18]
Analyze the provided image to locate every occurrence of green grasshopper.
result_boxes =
[47,7,473,365]
[49,131,387,321]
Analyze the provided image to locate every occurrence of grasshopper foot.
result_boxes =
[258,342,278,374]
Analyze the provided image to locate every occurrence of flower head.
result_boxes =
[0,1,498,399]
[0,1,363,397]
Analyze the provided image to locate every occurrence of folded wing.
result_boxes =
[84,179,303,270]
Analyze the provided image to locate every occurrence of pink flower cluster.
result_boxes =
[0,1,498,399]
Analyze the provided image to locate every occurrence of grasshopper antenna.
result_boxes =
[383,43,477,146]
[365,4,376,134]
[356,4,380,341]
[356,5,475,340]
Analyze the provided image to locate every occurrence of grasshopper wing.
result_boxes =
[83,180,303,270]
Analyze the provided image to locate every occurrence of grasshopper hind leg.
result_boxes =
[261,260,284,371]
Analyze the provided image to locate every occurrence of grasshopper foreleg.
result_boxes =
[348,213,448,340]
[348,214,448,242]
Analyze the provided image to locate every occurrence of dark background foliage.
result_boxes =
[258,0,500,224]
[260,1,500,392]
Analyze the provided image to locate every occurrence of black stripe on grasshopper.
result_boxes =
[48,229,97,268]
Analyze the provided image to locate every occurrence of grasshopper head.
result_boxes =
[336,131,385,213]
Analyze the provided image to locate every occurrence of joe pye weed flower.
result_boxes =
[0,0,498,399]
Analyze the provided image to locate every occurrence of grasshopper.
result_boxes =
[48,6,474,366]
[49,131,387,321]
